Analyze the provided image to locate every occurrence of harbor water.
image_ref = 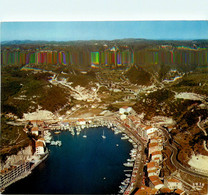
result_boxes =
[4,126,133,194]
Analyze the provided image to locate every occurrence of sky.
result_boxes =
[1,21,208,42]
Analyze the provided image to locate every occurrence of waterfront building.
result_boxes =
[148,169,160,177]
[146,127,158,136]
[135,185,158,194]
[77,119,86,125]
[35,140,45,155]
[175,189,185,195]
[149,143,163,157]
[0,161,30,190]
[149,175,164,190]
[147,161,159,171]
[151,151,163,163]
[165,178,183,191]
[160,187,172,194]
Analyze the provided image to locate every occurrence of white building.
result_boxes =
[77,119,86,125]
[146,127,158,136]
[120,114,127,120]
[165,178,183,191]
[35,140,45,155]
[149,142,163,156]
[31,127,39,136]
[151,151,163,163]
[149,175,164,190]
[119,106,132,115]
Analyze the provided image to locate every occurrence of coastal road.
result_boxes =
[161,127,208,179]
[197,116,208,152]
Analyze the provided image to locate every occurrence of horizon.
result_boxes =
[2,37,208,43]
[1,21,208,42]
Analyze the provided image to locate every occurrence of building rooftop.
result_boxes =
[151,151,162,156]
[160,187,172,193]
[149,175,164,187]
[149,142,159,148]
[31,126,39,131]
[167,178,181,183]
[147,161,159,169]
[145,126,152,130]
[147,169,158,173]
[135,185,157,194]
[175,189,185,194]
[36,141,44,147]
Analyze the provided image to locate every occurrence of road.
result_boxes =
[161,127,208,179]
[197,116,208,152]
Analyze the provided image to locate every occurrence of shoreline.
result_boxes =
[1,151,49,193]
[1,116,144,194]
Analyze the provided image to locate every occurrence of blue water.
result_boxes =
[4,127,133,194]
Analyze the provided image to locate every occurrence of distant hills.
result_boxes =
[1,38,208,47]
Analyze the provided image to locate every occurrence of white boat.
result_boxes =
[127,158,135,162]
[102,130,106,139]
[123,162,134,167]
[125,174,131,177]
[56,140,62,146]
[50,141,57,145]
[45,139,51,143]
[114,131,119,134]
[83,131,87,138]
[119,185,127,189]
[124,170,132,172]
[121,135,128,140]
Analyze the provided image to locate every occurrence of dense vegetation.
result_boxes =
[125,65,152,85]
[1,65,69,117]
[0,116,32,159]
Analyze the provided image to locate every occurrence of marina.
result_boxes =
[2,116,144,194]
[4,125,136,194]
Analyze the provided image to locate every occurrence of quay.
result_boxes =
[0,150,49,193]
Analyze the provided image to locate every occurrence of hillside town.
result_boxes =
[1,104,208,194]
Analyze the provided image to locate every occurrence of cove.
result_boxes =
[4,126,133,194]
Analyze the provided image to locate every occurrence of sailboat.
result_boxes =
[83,130,87,138]
[102,130,106,139]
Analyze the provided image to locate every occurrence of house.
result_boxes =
[149,143,163,156]
[37,138,46,146]
[165,178,183,191]
[119,106,132,114]
[160,187,172,194]
[135,185,158,194]
[31,126,39,136]
[77,119,86,125]
[150,136,162,143]
[147,169,160,177]
[120,114,127,120]
[146,127,157,135]
[147,161,159,172]
[151,151,163,162]
[149,175,164,190]
[175,189,185,195]
[147,161,160,177]
[35,140,45,155]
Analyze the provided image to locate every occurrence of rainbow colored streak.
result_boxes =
[1,48,208,67]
